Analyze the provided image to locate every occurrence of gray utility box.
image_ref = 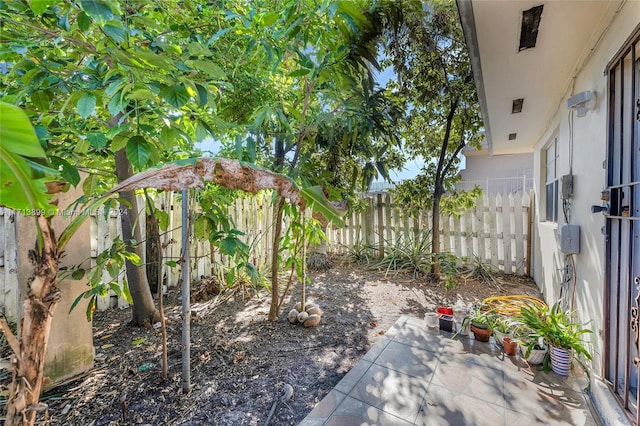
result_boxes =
[558,224,580,254]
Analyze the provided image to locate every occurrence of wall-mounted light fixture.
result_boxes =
[567,90,596,117]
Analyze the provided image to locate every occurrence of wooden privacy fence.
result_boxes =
[325,192,532,275]
[0,191,531,314]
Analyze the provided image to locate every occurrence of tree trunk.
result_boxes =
[306,226,331,271]
[430,192,442,278]
[145,210,161,296]
[5,216,61,426]
[115,149,159,327]
[268,197,285,321]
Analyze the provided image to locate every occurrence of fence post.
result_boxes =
[384,194,393,247]
[376,194,384,257]
[181,189,191,394]
[514,192,525,274]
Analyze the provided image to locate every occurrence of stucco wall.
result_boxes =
[457,149,533,193]
[16,186,94,383]
[530,1,640,376]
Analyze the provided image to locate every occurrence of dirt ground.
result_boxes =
[35,262,541,425]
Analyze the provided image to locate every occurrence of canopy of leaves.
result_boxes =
[0,101,56,212]
[1,1,403,207]
[382,0,483,208]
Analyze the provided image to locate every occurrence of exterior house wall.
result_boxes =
[457,144,533,194]
[530,0,640,377]
[14,185,94,383]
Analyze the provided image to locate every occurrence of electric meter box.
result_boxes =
[558,224,580,254]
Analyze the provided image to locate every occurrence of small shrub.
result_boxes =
[375,232,432,277]
[434,251,460,290]
[467,254,497,286]
[341,240,377,266]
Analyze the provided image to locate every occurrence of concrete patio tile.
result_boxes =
[390,323,448,354]
[373,340,439,380]
[298,418,325,426]
[500,352,530,374]
[414,383,504,426]
[299,390,347,425]
[334,360,372,394]
[326,395,413,425]
[503,366,594,423]
[504,405,599,426]
[439,338,505,371]
[299,316,601,426]
[362,335,392,363]
[430,361,505,407]
[348,363,429,422]
[403,315,425,328]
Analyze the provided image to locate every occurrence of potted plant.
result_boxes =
[513,324,547,365]
[469,304,492,342]
[519,302,593,375]
[491,315,514,348]
[503,336,518,356]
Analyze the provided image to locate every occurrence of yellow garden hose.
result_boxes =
[481,295,546,317]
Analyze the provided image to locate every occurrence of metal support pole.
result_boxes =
[180,189,191,393]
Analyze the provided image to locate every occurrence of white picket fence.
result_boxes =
[0,191,531,313]
[326,192,531,275]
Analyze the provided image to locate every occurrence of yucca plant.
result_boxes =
[466,254,497,286]
[375,232,432,277]
[341,240,377,265]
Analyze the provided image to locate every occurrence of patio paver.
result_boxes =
[300,315,601,426]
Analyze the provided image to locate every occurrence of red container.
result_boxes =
[437,307,454,316]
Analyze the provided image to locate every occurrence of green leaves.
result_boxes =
[79,0,113,24]
[0,102,54,213]
[160,84,190,108]
[186,60,227,79]
[87,132,107,149]
[300,186,346,227]
[126,135,151,169]
[69,236,137,320]
[30,0,57,15]
[77,93,97,118]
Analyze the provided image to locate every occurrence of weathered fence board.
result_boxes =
[326,192,531,275]
[0,191,531,313]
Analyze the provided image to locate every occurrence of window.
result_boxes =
[545,137,559,222]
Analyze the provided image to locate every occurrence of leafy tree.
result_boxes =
[0,1,246,325]
[383,0,483,275]
[302,84,404,270]
[203,1,399,319]
[1,0,402,325]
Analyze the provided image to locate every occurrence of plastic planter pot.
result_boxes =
[439,314,455,333]
[456,318,471,336]
[550,345,572,376]
[437,307,454,317]
[493,330,511,348]
[425,312,438,328]
[503,337,518,356]
[520,345,547,365]
[471,325,491,342]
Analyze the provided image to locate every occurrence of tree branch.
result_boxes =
[291,77,316,169]
[434,97,459,192]
[2,17,97,53]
